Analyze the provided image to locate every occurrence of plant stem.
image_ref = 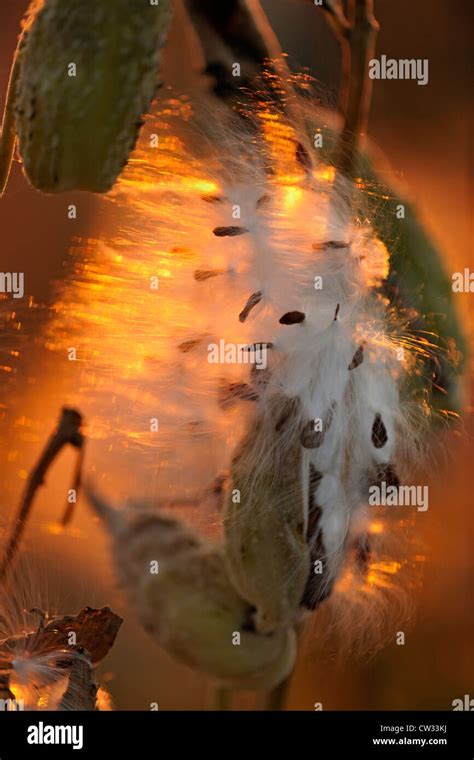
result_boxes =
[265,671,293,711]
[0,408,84,581]
[215,685,233,710]
[335,0,379,179]
[315,0,379,228]
[320,0,351,38]
[0,43,21,196]
[60,442,85,526]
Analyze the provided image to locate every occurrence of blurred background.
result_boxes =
[0,0,472,709]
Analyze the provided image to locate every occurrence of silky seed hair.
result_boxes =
[45,86,432,651]
[0,563,86,710]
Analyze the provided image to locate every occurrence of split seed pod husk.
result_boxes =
[13,0,172,193]
[224,396,310,634]
[87,490,297,691]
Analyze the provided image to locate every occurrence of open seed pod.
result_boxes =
[87,489,297,691]
[224,396,310,634]
[12,0,172,193]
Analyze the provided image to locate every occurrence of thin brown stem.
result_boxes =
[60,443,85,526]
[264,619,307,711]
[336,0,379,178]
[0,408,84,580]
[320,0,351,39]
[311,0,379,177]
[215,685,233,710]
[265,671,293,710]
[0,43,21,196]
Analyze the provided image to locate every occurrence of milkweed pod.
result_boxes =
[140,543,297,691]
[87,490,297,691]
[14,0,172,192]
[224,397,310,634]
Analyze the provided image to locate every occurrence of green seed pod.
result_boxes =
[224,396,310,634]
[13,0,172,193]
[87,490,297,691]
[140,539,297,691]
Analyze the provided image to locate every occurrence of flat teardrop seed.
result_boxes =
[312,241,350,251]
[348,344,364,370]
[279,311,305,325]
[372,413,388,448]
[295,141,312,172]
[213,226,249,237]
[239,291,263,323]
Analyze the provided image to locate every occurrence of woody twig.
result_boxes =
[0,408,84,581]
[320,0,351,38]
[318,0,379,179]
[60,442,85,527]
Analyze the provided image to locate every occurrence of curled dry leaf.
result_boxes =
[0,606,122,667]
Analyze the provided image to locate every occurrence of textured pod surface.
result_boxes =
[88,493,297,691]
[15,0,172,192]
[140,541,297,691]
[224,396,310,634]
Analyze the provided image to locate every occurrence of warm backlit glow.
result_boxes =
[282,185,304,210]
[369,520,385,535]
[366,560,402,589]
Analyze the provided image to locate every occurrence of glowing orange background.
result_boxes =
[0,0,472,710]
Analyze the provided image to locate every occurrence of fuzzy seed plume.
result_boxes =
[42,85,432,658]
